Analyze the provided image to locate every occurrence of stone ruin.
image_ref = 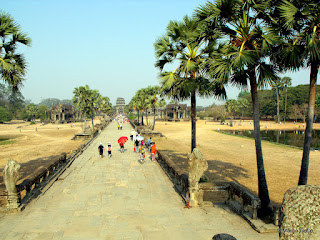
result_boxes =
[4,159,21,209]
[279,185,320,240]
[187,148,209,206]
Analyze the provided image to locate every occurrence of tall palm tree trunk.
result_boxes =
[146,110,149,125]
[249,71,271,216]
[91,109,94,133]
[298,62,318,185]
[191,90,196,152]
[284,86,288,124]
[141,110,144,125]
[152,108,156,130]
[137,110,140,125]
[276,86,280,123]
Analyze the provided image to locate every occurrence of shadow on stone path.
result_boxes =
[0,121,277,240]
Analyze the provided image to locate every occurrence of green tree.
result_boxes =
[154,15,225,152]
[145,86,162,130]
[38,105,49,121]
[0,106,12,122]
[7,88,25,118]
[225,99,239,126]
[25,103,38,121]
[39,98,61,108]
[0,12,31,88]
[86,89,101,132]
[196,0,279,216]
[73,85,90,130]
[278,0,320,185]
[73,85,103,133]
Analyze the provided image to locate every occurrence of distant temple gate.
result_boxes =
[45,104,83,123]
[116,97,125,115]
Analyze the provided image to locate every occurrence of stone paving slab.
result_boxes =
[0,121,277,240]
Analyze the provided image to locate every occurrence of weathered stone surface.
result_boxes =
[187,148,208,206]
[279,185,320,240]
[4,159,21,208]
[212,233,237,240]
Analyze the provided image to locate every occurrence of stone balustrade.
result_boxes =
[1,121,109,211]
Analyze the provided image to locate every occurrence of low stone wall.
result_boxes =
[0,120,110,211]
[157,150,189,202]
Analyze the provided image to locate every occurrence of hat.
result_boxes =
[100,142,102,145]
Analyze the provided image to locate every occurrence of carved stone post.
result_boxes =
[187,148,208,206]
[4,159,21,209]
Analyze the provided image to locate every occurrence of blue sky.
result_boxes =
[1,0,312,106]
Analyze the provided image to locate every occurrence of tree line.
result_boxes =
[198,84,320,123]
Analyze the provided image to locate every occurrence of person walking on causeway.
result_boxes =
[134,139,139,153]
[98,143,104,158]
[107,143,112,158]
[119,142,125,153]
[139,147,145,164]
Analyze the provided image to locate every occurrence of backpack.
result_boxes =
[108,145,111,151]
[141,148,145,154]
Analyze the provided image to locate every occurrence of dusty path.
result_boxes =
[0,121,277,239]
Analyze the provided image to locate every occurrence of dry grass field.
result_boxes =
[153,120,320,204]
[0,121,88,168]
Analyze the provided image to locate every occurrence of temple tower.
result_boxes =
[116,97,125,115]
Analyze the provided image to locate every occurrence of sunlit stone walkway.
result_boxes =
[0,121,277,239]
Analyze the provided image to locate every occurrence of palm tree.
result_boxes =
[277,0,320,185]
[100,96,112,118]
[225,99,239,126]
[154,15,226,152]
[146,86,161,130]
[86,89,101,133]
[282,76,292,124]
[73,85,90,131]
[0,12,31,88]
[135,88,149,126]
[271,78,283,123]
[196,0,279,217]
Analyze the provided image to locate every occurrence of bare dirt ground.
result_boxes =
[0,120,102,207]
[153,120,320,205]
[0,121,88,168]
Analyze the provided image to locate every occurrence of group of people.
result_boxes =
[130,130,157,164]
[98,142,112,158]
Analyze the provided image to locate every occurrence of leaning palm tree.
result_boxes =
[277,0,320,185]
[196,0,279,217]
[0,12,31,88]
[155,15,226,152]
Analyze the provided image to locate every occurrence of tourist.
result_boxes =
[119,142,125,153]
[107,143,112,158]
[120,124,122,130]
[134,139,140,153]
[98,143,104,158]
[151,143,157,162]
[117,123,120,130]
[130,129,136,141]
[146,137,152,150]
[139,147,145,164]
